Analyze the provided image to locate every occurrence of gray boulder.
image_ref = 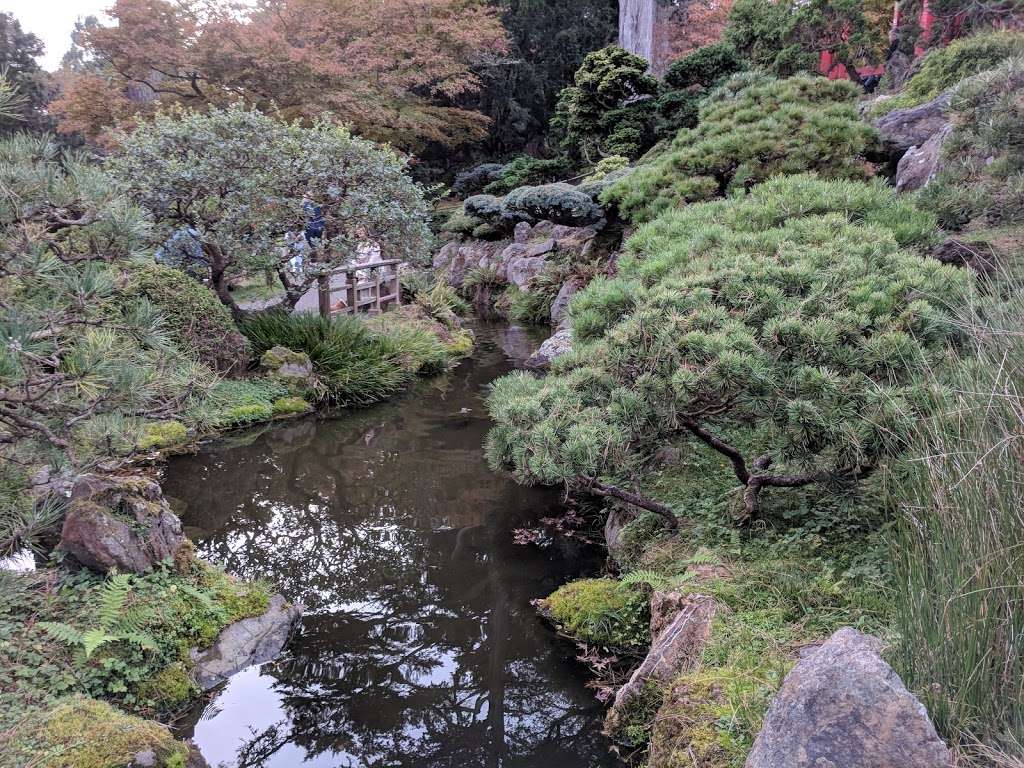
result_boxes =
[191,594,302,690]
[746,627,951,768]
[550,277,582,328]
[874,90,952,155]
[526,327,573,369]
[260,345,318,394]
[896,124,953,192]
[59,474,185,574]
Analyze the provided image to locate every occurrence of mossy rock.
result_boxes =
[137,420,189,451]
[139,662,195,710]
[259,345,311,371]
[218,403,273,426]
[446,330,474,358]
[647,673,737,767]
[272,396,312,417]
[7,696,189,768]
[541,578,650,650]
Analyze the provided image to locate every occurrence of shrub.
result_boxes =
[487,175,969,523]
[664,42,745,91]
[452,162,506,197]
[482,155,571,195]
[918,56,1024,230]
[241,313,410,406]
[602,75,878,223]
[440,210,484,236]
[873,31,1024,116]
[542,578,650,650]
[552,46,660,161]
[463,194,505,223]
[502,183,605,227]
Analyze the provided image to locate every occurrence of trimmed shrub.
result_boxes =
[873,31,1024,116]
[487,175,969,522]
[463,194,505,223]
[120,260,249,375]
[452,162,506,197]
[664,42,745,90]
[502,183,605,227]
[602,75,878,223]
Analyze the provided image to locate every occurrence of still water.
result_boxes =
[161,323,622,768]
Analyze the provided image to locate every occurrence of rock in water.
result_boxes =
[191,594,302,690]
[745,628,951,768]
[526,327,573,370]
[59,474,185,574]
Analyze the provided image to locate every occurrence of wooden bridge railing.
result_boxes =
[317,259,402,319]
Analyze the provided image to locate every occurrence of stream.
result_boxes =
[161,322,623,768]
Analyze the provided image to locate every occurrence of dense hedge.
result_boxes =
[601,75,877,223]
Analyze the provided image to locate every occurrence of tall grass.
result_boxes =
[241,312,411,406]
[892,277,1024,762]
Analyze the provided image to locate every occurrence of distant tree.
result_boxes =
[53,0,508,153]
[0,13,52,135]
[552,46,660,162]
[107,105,432,317]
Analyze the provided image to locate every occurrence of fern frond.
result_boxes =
[38,621,84,647]
[686,548,721,566]
[81,628,117,659]
[120,630,159,652]
[97,573,132,629]
[618,569,669,591]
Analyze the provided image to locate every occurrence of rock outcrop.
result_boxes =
[191,594,302,690]
[550,277,582,328]
[59,474,186,574]
[874,91,952,155]
[745,628,951,768]
[526,327,573,369]
[605,590,720,740]
[896,124,953,192]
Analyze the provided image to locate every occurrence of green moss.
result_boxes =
[7,696,188,768]
[260,345,310,370]
[138,662,194,709]
[446,330,474,358]
[137,420,188,451]
[272,396,312,416]
[543,578,650,650]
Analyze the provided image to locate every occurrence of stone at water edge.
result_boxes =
[605,591,720,740]
[525,327,573,370]
[603,505,638,566]
[550,277,582,329]
[58,474,186,574]
[745,627,951,768]
[190,594,302,690]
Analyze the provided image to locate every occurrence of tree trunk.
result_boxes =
[585,479,679,531]
[205,242,242,321]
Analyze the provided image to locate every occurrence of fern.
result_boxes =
[38,621,84,647]
[686,547,721,566]
[97,573,132,626]
[619,569,670,591]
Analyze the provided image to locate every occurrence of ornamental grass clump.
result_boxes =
[487,175,970,524]
[601,75,877,223]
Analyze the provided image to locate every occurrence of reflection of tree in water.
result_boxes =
[164,327,618,768]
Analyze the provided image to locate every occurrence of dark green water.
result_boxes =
[161,323,622,768]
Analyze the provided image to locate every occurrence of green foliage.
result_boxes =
[602,75,878,223]
[664,43,745,91]
[873,31,1024,116]
[918,56,1024,230]
[271,396,312,416]
[482,155,571,195]
[488,175,969,520]
[552,46,660,161]
[108,104,431,314]
[441,210,485,236]
[583,155,629,183]
[543,578,650,650]
[241,312,418,406]
[119,260,249,375]
[891,269,1024,756]
[725,0,887,78]
[503,182,605,227]
[186,378,288,430]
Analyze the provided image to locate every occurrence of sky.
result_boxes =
[4,1,111,71]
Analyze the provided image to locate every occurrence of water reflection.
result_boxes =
[163,324,621,768]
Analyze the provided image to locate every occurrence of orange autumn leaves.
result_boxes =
[52,0,508,151]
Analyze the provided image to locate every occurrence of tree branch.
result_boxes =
[681,418,750,484]
[584,478,679,531]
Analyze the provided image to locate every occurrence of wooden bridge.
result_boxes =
[315,259,402,319]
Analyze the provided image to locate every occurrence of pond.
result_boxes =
[161,322,623,768]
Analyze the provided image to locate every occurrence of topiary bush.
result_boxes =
[487,175,970,523]
[872,31,1024,117]
[502,183,605,227]
[452,162,506,197]
[120,260,250,375]
[482,155,572,195]
[602,75,879,223]
[918,56,1024,231]
[463,194,506,223]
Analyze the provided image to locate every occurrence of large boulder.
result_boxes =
[59,474,186,574]
[191,594,302,690]
[896,124,953,193]
[433,238,511,286]
[874,90,952,155]
[526,327,573,369]
[605,591,720,741]
[745,628,951,768]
